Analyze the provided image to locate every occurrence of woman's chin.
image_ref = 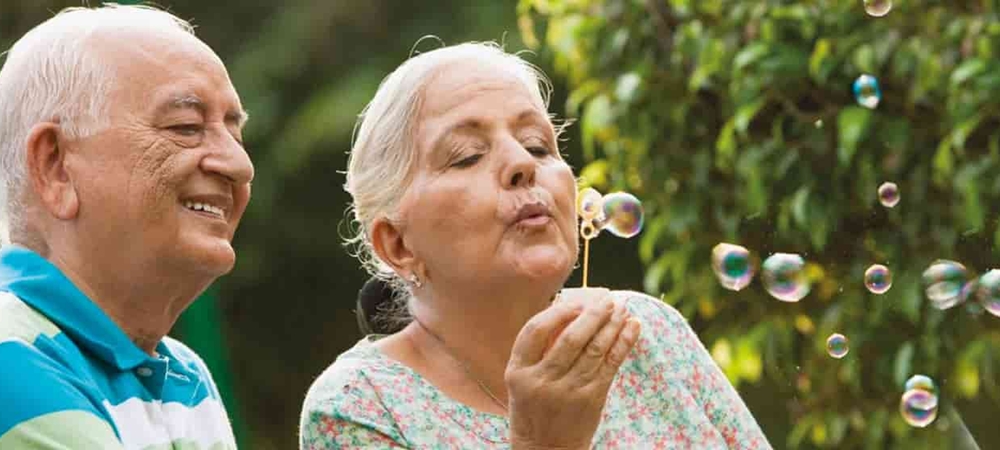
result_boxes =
[512,248,575,283]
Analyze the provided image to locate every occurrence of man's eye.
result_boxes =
[451,153,483,168]
[168,124,204,136]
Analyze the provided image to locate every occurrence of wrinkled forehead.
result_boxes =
[418,59,548,121]
[90,27,240,115]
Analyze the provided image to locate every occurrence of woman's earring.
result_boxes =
[409,273,423,288]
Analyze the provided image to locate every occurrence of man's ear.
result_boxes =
[25,123,78,220]
[370,217,417,277]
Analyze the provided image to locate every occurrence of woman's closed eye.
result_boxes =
[526,146,551,157]
[450,153,484,168]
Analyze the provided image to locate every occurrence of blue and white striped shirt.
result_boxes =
[0,246,237,449]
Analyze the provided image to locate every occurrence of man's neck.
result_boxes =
[46,249,209,355]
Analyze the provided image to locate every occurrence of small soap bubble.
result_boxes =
[814,119,824,128]
[900,388,939,428]
[922,260,969,310]
[762,253,811,302]
[577,188,603,221]
[864,0,893,17]
[826,333,849,359]
[904,375,938,396]
[711,243,755,291]
[580,219,600,240]
[878,182,899,208]
[853,74,882,109]
[976,269,1000,317]
[600,192,644,238]
[864,264,893,294]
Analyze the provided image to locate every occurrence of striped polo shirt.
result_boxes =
[0,246,237,449]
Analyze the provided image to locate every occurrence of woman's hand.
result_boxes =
[505,287,642,450]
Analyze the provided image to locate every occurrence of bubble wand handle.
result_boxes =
[582,238,591,288]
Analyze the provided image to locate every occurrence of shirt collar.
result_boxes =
[0,245,156,370]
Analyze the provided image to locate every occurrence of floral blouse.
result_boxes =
[300,291,772,449]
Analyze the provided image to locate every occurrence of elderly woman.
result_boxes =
[300,42,770,449]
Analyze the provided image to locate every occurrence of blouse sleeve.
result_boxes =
[624,291,772,449]
[300,409,407,450]
[299,370,409,450]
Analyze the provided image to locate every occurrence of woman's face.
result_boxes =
[396,60,578,297]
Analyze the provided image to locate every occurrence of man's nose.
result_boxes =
[200,128,254,185]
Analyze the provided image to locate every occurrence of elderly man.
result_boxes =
[0,5,252,449]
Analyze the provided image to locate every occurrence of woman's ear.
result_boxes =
[25,122,79,220]
[370,217,417,276]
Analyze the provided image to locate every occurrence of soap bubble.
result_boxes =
[900,388,939,428]
[905,375,938,396]
[922,260,969,310]
[976,269,1000,317]
[577,188,603,221]
[762,253,810,302]
[864,264,893,294]
[580,218,601,240]
[600,192,644,238]
[877,182,899,208]
[826,333,849,359]
[853,74,882,109]
[711,243,755,291]
[864,0,893,17]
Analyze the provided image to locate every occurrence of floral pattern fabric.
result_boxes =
[300,291,772,449]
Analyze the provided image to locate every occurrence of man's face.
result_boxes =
[66,29,253,279]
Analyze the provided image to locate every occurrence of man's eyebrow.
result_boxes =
[160,94,249,127]
[168,94,206,113]
[227,109,249,128]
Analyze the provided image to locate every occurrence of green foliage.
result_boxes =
[521,0,1000,447]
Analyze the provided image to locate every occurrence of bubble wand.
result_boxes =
[576,188,645,287]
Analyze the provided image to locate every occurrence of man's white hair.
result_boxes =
[0,4,195,245]
[345,41,554,287]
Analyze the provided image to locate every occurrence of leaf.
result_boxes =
[734,98,767,135]
[951,112,985,150]
[733,42,770,71]
[953,340,986,398]
[578,159,609,189]
[715,119,737,171]
[639,215,667,264]
[894,342,915,387]
[836,107,873,167]
[951,59,988,87]
[932,137,954,187]
[566,80,603,116]
[615,72,643,103]
[852,44,876,74]
[581,94,613,160]
[643,252,671,294]
[808,38,832,82]
[791,186,811,228]
[689,39,726,92]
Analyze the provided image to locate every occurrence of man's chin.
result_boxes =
[183,238,237,276]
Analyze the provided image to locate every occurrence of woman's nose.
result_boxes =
[502,142,537,189]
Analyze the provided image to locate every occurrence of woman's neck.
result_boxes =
[405,286,555,411]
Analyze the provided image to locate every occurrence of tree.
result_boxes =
[519,0,1000,448]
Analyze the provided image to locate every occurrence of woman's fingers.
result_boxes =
[540,298,615,374]
[598,318,642,381]
[509,301,583,368]
[570,301,629,377]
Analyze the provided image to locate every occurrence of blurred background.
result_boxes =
[2,0,999,448]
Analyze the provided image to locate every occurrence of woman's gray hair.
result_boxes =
[344,41,554,321]
[0,4,195,245]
